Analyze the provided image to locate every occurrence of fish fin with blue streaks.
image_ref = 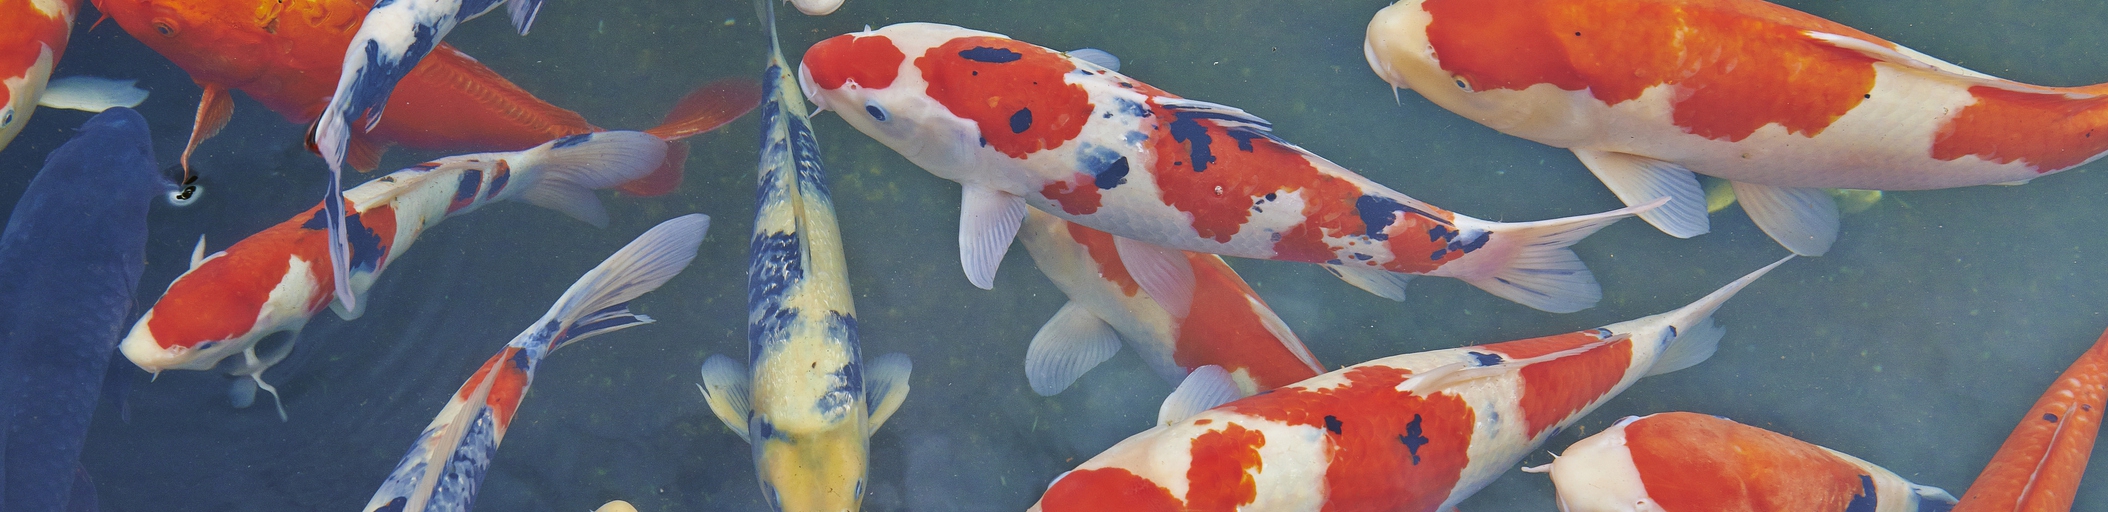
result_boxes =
[503,0,543,34]
[542,214,708,332]
[698,355,753,443]
[515,131,670,227]
[864,353,912,434]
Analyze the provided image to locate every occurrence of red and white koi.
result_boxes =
[1,0,150,155]
[798,23,1660,313]
[1030,256,1790,512]
[1365,0,2108,256]
[1533,412,1957,511]
[361,214,708,512]
[1017,209,1322,396]
[118,130,668,419]
[1952,326,2108,511]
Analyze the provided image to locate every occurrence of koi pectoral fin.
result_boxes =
[959,185,1026,290]
[1157,366,1239,426]
[1024,302,1122,396]
[1113,236,1195,318]
[1730,181,1839,257]
[1571,149,1707,238]
[864,353,912,435]
[38,77,149,112]
[698,355,753,443]
[182,83,233,178]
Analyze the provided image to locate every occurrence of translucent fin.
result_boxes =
[1113,236,1195,318]
[37,76,148,112]
[1152,98,1273,132]
[1157,365,1240,426]
[504,0,544,34]
[1646,255,1792,376]
[959,185,1026,289]
[1731,181,1839,256]
[516,131,671,227]
[1068,48,1121,72]
[228,377,257,409]
[1572,149,1708,238]
[323,172,358,314]
[864,352,912,434]
[1452,199,1663,313]
[1024,302,1123,396]
[642,78,764,142]
[549,304,653,353]
[544,214,709,326]
[698,355,753,443]
[181,83,233,179]
[1324,263,1415,302]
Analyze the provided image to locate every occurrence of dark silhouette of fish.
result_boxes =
[0,107,172,511]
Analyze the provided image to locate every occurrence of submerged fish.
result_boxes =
[1952,326,2108,511]
[1533,412,1957,511]
[314,0,544,178]
[0,108,172,511]
[119,131,670,420]
[696,3,910,510]
[1017,209,1322,397]
[1031,256,1791,511]
[361,214,708,512]
[1365,0,2108,256]
[787,0,843,16]
[798,23,1658,313]
[0,0,150,154]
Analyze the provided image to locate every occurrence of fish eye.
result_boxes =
[152,18,178,37]
[864,101,889,122]
[1,106,13,127]
[1452,75,1473,92]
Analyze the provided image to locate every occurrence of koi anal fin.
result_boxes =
[698,355,753,443]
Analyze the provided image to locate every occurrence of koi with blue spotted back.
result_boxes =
[797,23,1660,313]
[119,131,668,420]
[694,2,911,511]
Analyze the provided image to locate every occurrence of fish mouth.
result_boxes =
[797,65,832,112]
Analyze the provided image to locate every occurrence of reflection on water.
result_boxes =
[0,0,2100,509]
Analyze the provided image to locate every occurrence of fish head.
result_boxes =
[801,23,1095,184]
[1,0,72,151]
[0,44,56,152]
[92,0,277,87]
[1364,0,1556,133]
[752,418,870,512]
[119,221,331,374]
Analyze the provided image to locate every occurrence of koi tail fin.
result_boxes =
[322,171,358,313]
[1645,255,1792,377]
[516,131,670,227]
[620,79,764,197]
[538,214,710,353]
[1440,198,1665,313]
[503,0,544,34]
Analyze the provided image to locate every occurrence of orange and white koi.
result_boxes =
[798,23,1660,313]
[1017,209,1322,397]
[118,130,668,419]
[1952,326,2108,511]
[360,214,707,512]
[1366,0,2108,256]
[1533,412,1958,511]
[1,0,150,155]
[1030,256,1792,512]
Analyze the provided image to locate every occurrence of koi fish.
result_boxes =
[1365,0,2108,256]
[788,0,843,16]
[1031,256,1791,512]
[362,214,708,512]
[314,0,543,177]
[1531,412,1958,511]
[118,130,669,420]
[1017,209,1323,397]
[1952,326,2108,511]
[798,23,1660,313]
[0,108,171,512]
[695,4,911,510]
[1,0,151,154]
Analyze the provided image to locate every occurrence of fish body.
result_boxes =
[313,0,542,176]
[787,0,842,15]
[798,23,1656,313]
[1364,0,2108,256]
[1030,257,1790,512]
[1952,327,2108,511]
[0,108,170,511]
[0,0,77,151]
[694,3,911,511]
[361,214,708,512]
[1539,412,1957,512]
[118,130,669,419]
[1016,209,1321,396]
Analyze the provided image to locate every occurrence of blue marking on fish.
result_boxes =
[0,108,168,511]
[789,114,830,198]
[1167,112,1216,172]
[450,168,484,211]
[958,46,1023,63]
[303,208,388,272]
[550,133,593,150]
[1844,474,1878,512]
[426,407,499,511]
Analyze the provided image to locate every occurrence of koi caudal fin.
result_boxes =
[515,131,669,228]
[617,78,765,197]
[1439,198,1665,313]
[541,214,710,353]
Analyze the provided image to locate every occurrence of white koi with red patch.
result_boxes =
[118,131,666,419]
[1017,209,1321,397]
[1535,412,1956,512]
[1030,256,1789,512]
[799,23,1660,313]
[1365,0,2108,256]
[361,214,707,512]
[1,0,149,155]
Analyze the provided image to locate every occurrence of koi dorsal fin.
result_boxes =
[1804,31,2097,100]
